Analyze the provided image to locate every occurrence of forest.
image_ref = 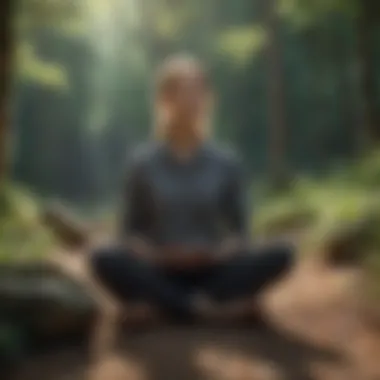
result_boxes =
[3,0,380,203]
[1,0,380,266]
[1,1,380,378]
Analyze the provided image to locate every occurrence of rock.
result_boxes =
[0,261,97,343]
[0,320,28,375]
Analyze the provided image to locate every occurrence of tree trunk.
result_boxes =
[0,0,12,185]
[355,2,379,149]
[263,0,288,187]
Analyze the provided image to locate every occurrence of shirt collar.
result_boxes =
[159,140,209,166]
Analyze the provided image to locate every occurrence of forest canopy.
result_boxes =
[7,0,380,206]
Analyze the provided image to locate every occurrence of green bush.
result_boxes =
[350,151,380,189]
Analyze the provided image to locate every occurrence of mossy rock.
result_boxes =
[0,261,97,343]
[0,320,28,372]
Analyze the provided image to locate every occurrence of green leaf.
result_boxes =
[216,26,266,67]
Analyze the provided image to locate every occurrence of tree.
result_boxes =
[0,0,12,184]
[280,0,380,150]
[263,0,289,186]
[355,0,380,148]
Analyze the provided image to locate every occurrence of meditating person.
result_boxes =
[91,54,294,325]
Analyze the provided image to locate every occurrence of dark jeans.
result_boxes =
[90,244,294,321]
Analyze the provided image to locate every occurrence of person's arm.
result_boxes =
[162,153,249,267]
[218,153,250,257]
[119,154,154,258]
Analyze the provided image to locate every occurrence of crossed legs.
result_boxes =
[90,243,294,323]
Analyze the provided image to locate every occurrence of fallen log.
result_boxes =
[0,204,100,365]
[41,203,90,250]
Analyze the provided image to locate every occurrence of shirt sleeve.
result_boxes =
[221,153,249,239]
[119,153,152,239]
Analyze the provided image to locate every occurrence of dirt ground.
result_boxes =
[11,254,380,380]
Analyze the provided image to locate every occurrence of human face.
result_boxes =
[160,69,211,133]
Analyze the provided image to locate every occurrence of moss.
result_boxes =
[0,184,54,263]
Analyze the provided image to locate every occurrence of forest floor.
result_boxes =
[10,250,380,380]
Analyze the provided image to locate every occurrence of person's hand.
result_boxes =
[127,236,156,262]
[158,245,214,269]
[214,237,243,261]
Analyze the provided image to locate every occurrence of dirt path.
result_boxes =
[11,254,380,380]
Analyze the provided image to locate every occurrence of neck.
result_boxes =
[166,124,203,159]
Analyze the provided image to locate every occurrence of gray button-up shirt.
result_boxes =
[121,141,248,248]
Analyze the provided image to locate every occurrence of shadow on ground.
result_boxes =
[12,323,346,380]
[10,254,376,380]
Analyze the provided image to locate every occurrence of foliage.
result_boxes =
[348,150,380,188]
[279,0,358,26]
[15,43,68,90]
[255,149,380,251]
[216,26,266,67]
[8,0,380,205]
[5,0,380,263]
[0,185,54,262]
